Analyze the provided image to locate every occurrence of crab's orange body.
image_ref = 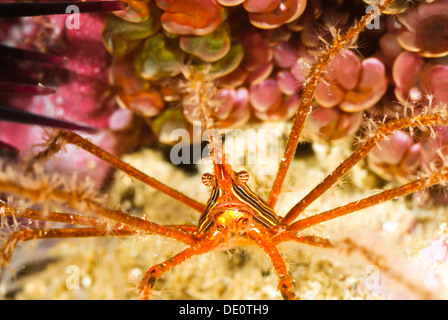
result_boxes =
[136,137,298,299]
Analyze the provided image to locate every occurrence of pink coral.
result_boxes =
[315,50,388,113]
[305,50,388,141]
[393,51,448,107]
[397,0,448,58]
[367,130,422,183]
[248,0,307,30]
[155,0,226,36]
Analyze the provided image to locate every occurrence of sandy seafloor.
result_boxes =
[1,121,448,300]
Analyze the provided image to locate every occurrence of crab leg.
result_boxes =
[1,203,113,229]
[0,177,197,245]
[282,113,448,225]
[267,1,393,208]
[44,130,206,213]
[0,206,199,272]
[138,233,221,299]
[288,168,448,232]
[0,227,135,268]
[247,227,296,300]
[273,232,333,248]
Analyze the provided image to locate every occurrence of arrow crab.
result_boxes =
[1,0,448,299]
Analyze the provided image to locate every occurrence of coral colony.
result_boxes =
[0,0,448,300]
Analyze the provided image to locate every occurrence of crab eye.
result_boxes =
[201,173,214,186]
[236,170,249,184]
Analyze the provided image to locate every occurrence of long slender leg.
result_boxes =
[1,203,198,238]
[273,232,333,248]
[1,203,116,229]
[34,130,206,213]
[288,167,448,232]
[267,103,311,208]
[1,227,135,268]
[281,113,448,225]
[0,177,197,245]
[138,233,221,300]
[267,1,393,208]
[0,204,199,273]
[167,225,198,233]
[247,228,296,300]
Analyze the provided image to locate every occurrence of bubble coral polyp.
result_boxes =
[101,0,312,131]
[157,0,226,35]
[315,51,388,113]
[397,0,448,58]
[393,51,448,106]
